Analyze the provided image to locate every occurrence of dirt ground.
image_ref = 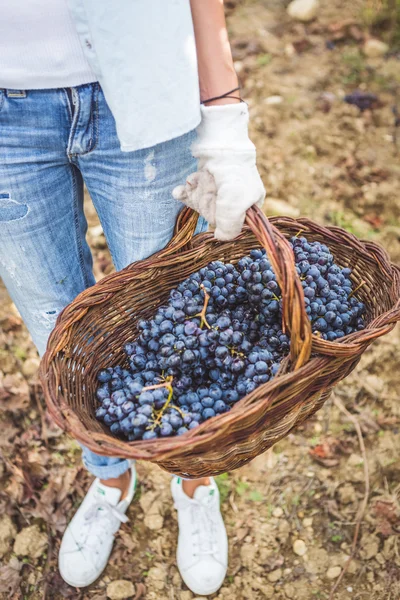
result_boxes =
[1,1,400,599]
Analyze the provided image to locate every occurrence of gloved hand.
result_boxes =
[173,102,265,241]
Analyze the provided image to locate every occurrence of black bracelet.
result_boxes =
[201,86,244,105]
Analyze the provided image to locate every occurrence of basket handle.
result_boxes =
[246,206,312,369]
[159,207,200,256]
[170,205,312,369]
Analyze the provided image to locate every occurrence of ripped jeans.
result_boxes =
[0,84,206,479]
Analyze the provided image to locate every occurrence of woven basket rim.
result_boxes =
[39,208,400,469]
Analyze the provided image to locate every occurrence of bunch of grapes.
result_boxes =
[95,237,366,441]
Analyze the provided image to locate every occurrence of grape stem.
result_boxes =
[193,284,212,329]
[229,346,245,358]
[140,377,175,431]
[142,376,173,392]
[171,404,185,417]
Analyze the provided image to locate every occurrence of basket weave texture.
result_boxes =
[40,207,400,478]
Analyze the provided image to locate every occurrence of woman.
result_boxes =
[0,0,264,594]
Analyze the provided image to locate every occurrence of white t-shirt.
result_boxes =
[0,0,97,89]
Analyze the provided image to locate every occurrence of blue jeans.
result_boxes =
[0,83,205,479]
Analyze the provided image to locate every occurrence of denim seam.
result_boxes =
[0,90,4,113]
[79,82,99,156]
[67,88,80,160]
[63,88,73,122]
[70,168,91,288]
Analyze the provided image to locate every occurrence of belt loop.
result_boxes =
[6,90,27,98]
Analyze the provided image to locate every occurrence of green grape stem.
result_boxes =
[192,284,212,329]
[141,378,174,431]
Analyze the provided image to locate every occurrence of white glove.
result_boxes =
[173,103,265,241]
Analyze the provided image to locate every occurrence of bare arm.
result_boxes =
[190,0,239,106]
[175,1,265,241]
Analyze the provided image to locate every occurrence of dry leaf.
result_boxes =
[0,556,22,594]
[374,499,400,537]
[0,372,30,413]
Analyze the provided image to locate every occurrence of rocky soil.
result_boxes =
[1,1,399,599]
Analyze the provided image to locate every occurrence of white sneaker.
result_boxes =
[171,476,228,595]
[59,463,136,587]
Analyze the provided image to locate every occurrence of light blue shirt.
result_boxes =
[68,0,201,152]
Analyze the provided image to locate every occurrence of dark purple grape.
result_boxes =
[95,407,107,420]
[177,426,189,435]
[122,401,134,414]
[202,408,216,420]
[142,430,157,440]
[170,414,183,429]
[201,396,214,408]
[97,369,112,383]
[214,400,227,413]
[160,423,173,436]
[96,387,110,401]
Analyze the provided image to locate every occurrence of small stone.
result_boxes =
[0,515,17,558]
[347,453,363,467]
[240,543,257,567]
[283,583,296,599]
[22,357,40,378]
[285,43,296,57]
[338,484,357,505]
[304,547,328,575]
[27,571,37,586]
[106,580,135,600]
[13,525,47,559]
[277,519,291,544]
[179,592,192,600]
[264,95,284,105]
[359,533,379,560]
[252,581,275,596]
[302,517,313,528]
[273,507,284,518]
[89,224,104,237]
[140,492,165,531]
[326,566,341,579]
[267,568,282,583]
[147,565,166,591]
[92,235,107,250]
[293,539,307,556]
[287,0,319,22]
[363,39,389,58]
[144,513,164,530]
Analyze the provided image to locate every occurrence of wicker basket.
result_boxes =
[40,207,400,478]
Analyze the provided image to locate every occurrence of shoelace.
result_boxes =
[190,498,218,557]
[84,501,129,525]
[73,501,128,550]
